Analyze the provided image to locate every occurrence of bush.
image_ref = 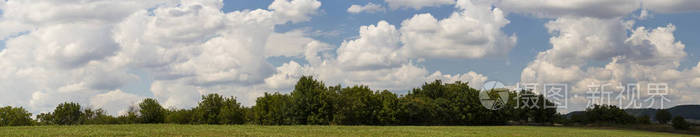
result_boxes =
[0,106,33,126]
[672,116,691,130]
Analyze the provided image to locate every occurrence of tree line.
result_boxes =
[0,76,692,129]
[564,104,692,130]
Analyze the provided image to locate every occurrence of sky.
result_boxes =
[1,0,700,115]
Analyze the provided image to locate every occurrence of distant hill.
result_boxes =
[625,105,700,120]
[567,105,700,122]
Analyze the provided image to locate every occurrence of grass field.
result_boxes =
[0,124,697,137]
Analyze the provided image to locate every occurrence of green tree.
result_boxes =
[333,86,381,125]
[0,106,33,126]
[81,108,117,124]
[165,108,193,124]
[636,115,651,124]
[193,94,225,124]
[253,92,294,125]
[52,102,83,125]
[582,105,635,124]
[291,76,335,125]
[36,112,54,125]
[655,109,672,124]
[139,98,165,123]
[218,97,245,124]
[117,106,140,124]
[672,116,691,130]
[375,90,399,125]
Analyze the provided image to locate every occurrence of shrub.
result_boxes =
[672,116,691,130]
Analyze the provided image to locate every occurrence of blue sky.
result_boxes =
[1,0,700,115]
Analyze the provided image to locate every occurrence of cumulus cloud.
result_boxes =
[643,0,700,13]
[498,0,700,18]
[384,0,455,10]
[520,16,695,111]
[347,2,385,14]
[269,0,322,23]
[263,20,491,93]
[497,0,639,18]
[337,21,404,70]
[111,0,322,107]
[90,90,143,116]
[265,30,314,57]
[399,0,517,59]
[0,0,322,114]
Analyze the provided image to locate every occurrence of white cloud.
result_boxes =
[0,0,5,10]
[384,0,455,10]
[90,90,143,116]
[263,20,491,93]
[0,0,322,114]
[520,17,696,111]
[265,29,314,57]
[150,80,201,108]
[347,2,385,14]
[399,0,516,59]
[269,0,322,23]
[0,0,174,25]
[643,0,700,13]
[497,0,700,18]
[337,21,404,70]
[265,61,307,89]
[428,71,488,89]
[497,0,639,18]
[111,0,322,108]
[537,17,628,66]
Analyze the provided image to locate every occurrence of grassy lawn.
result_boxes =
[0,124,697,137]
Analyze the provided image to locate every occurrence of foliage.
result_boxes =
[81,108,118,124]
[655,109,672,124]
[0,106,33,126]
[636,115,651,125]
[52,102,82,125]
[217,97,245,124]
[116,106,139,124]
[0,76,603,126]
[193,94,225,124]
[139,98,165,123]
[290,76,335,125]
[580,105,636,125]
[165,108,193,124]
[671,116,691,130]
[253,92,294,125]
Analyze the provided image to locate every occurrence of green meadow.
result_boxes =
[0,124,696,137]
